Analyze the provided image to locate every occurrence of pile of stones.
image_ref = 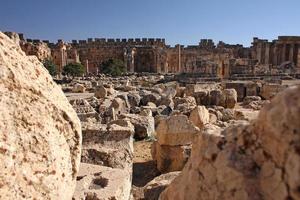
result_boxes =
[2,31,299,200]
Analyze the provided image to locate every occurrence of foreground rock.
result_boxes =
[73,163,131,200]
[160,86,300,200]
[0,32,82,199]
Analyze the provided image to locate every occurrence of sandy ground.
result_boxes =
[132,140,160,200]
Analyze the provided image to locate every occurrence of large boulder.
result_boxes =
[72,83,86,93]
[94,85,107,99]
[210,89,225,107]
[160,86,300,200]
[0,32,82,199]
[120,113,155,140]
[156,115,200,146]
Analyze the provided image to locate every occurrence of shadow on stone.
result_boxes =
[133,161,160,187]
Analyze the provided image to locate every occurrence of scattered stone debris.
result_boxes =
[2,31,300,200]
[160,86,300,200]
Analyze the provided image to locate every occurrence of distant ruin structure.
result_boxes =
[4,32,300,77]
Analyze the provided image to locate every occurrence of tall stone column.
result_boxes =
[265,43,270,64]
[289,43,295,63]
[85,59,89,74]
[124,48,135,73]
[297,48,300,69]
[130,48,136,72]
[178,45,181,73]
[257,43,262,64]
[281,44,287,63]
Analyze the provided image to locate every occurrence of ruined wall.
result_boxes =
[71,38,167,74]
[20,40,52,61]
[252,36,300,69]
[165,41,243,78]
[9,31,300,76]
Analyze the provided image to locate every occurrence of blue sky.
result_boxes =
[0,0,299,47]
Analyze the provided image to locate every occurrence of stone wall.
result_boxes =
[7,31,300,76]
[252,36,300,70]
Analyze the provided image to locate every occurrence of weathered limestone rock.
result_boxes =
[81,119,134,170]
[260,83,287,100]
[120,113,155,140]
[141,92,161,106]
[189,106,210,129]
[151,141,191,173]
[147,102,157,108]
[160,86,300,200]
[243,96,270,110]
[128,91,141,108]
[156,115,200,146]
[0,32,82,199]
[234,108,259,121]
[174,96,197,108]
[4,31,20,44]
[143,171,180,200]
[95,85,107,99]
[163,86,177,99]
[224,88,237,108]
[210,89,225,107]
[72,83,86,93]
[73,163,131,200]
[110,97,129,115]
[243,96,261,105]
[174,96,197,115]
[194,90,210,105]
[160,96,174,109]
[70,99,98,121]
[221,108,235,122]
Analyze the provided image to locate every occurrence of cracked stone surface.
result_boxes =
[160,86,300,200]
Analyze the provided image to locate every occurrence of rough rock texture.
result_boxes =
[81,120,134,170]
[189,106,210,129]
[73,163,131,200]
[0,32,82,199]
[160,86,300,200]
[72,83,86,93]
[156,115,200,146]
[120,113,155,140]
[260,83,287,100]
[95,85,107,99]
[224,88,237,108]
[143,171,180,200]
[70,99,98,121]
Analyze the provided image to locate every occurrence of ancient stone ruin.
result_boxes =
[4,32,300,78]
[1,31,300,200]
